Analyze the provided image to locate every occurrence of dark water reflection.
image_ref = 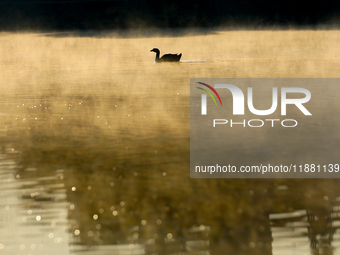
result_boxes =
[1,30,340,255]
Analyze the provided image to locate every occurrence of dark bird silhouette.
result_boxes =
[150,48,182,63]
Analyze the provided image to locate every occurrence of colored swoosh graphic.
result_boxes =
[196,87,217,105]
[196,82,223,106]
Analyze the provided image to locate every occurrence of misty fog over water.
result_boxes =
[0,27,340,254]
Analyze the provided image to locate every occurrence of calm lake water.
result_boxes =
[0,29,340,255]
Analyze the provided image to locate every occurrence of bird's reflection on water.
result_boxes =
[0,30,340,255]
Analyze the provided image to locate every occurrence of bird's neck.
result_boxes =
[155,51,160,60]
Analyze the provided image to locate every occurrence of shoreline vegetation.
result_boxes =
[0,0,339,31]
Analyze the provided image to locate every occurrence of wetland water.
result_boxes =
[0,29,340,254]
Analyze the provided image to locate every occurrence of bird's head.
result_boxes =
[150,48,160,53]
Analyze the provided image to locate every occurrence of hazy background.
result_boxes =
[0,1,340,255]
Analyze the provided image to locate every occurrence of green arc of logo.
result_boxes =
[196,87,217,105]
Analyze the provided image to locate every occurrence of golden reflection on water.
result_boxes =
[0,29,340,255]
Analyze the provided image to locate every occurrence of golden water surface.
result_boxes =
[0,29,339,255]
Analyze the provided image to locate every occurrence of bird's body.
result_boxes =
[150,48,182,63]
